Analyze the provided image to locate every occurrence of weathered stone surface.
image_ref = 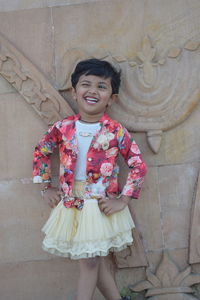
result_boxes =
[144,0,200,57]
[0,1,200,299]
[0,259,104,300]
[0,76,15,94]
[134,103,200,166]
[0,179,51,263]
[0,92,46,180]
[0,8,55,83]
[0,0,105,12]
[131,251,200,300]
[0,31,73,126]
[53,0,145,89]
[146,248,189,272]
[189,170,200,264]
[130,166,164,251]
[158,163,199,249]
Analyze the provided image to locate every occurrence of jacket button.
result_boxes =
[88,157,92,161]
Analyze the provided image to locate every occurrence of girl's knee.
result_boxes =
[79,257,100,270]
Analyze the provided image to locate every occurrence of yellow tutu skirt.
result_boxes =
[42,181,135,259]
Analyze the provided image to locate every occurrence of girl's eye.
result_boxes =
[98,85,107,89]
[82,83,89,87]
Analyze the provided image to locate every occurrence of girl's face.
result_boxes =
[72,74,117,122]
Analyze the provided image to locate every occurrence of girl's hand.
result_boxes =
[98,194,131,216]
[42,187,61,208]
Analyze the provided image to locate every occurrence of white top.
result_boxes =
[75,120,101,180]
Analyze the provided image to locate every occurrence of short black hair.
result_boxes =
[71,58,121,94]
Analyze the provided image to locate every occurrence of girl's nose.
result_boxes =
[88,85,97,94]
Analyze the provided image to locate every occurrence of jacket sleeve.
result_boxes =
[117,126,147,199]
[33,123,62,183]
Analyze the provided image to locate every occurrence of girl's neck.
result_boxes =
[79,120,100,124]
[79,112,104,124]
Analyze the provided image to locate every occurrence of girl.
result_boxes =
[33,59,147,300]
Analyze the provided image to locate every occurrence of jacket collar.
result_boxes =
[74,112,112,125]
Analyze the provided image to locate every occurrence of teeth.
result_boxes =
[85,97,98,103]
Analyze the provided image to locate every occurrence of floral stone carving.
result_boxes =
[59,36,200,153]
[0,32,73,126]
[130,251,200,299]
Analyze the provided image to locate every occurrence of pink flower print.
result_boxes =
[100,163,113,176]
[122,184,134,196]
[131,142,141,154]
[102,141,109,150]
[106,147,118,158]
[62,182,70,194]
[127,156,142,166]
[62,155,72,168]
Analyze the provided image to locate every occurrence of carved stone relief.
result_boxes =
[59,36,200,153]
[131,251,200,299]
[0,31,148,269]
[0,32,73,126]
[114,229,148,268]
[189,170,200,264]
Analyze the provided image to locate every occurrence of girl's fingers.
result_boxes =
[98,198,106,205]
[48,199,55,208]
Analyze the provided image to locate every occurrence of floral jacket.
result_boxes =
[33,113,147,209]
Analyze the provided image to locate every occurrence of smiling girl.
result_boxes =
[33,59,147,300]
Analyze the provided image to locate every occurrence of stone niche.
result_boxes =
[0,1,200,300]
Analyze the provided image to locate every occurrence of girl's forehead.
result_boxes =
[78,74,111,84]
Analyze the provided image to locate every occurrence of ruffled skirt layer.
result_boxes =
[42,182,135,260]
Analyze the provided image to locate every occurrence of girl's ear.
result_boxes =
[107,94,118,107]
[71,87,77,100]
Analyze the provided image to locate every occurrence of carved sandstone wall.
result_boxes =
[0,1,200,299]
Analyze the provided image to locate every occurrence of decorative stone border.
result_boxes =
[131,251,200,299]
[0,32,73,126]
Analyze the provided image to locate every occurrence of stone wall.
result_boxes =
[0,1,200,299]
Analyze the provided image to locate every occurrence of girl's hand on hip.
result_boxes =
[42,187,61,208]
[98,194,131,216]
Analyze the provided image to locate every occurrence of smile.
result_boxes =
[85,97,99,104]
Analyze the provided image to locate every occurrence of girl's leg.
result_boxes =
[77,257,100,300]
[97,256,121,300]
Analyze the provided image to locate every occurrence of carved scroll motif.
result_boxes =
[59,36,200,153]
[189,170,200,264]
[131,251,200,299]
[0,32,73,126]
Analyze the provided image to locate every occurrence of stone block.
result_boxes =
[134,103,200,166]
[127,165,164,252]
[0,8,55,83]
[0,259,104,300]
[53,0,145,89]
[158,163,199,249]
[144,0,200,57]
[0,76,16,94]
[116,266,146,290]
[0,179,53,263]
[146,248,188,271]
[0,92,60,180]
[0,0,105,12]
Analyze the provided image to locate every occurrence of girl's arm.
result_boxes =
[98,194,131,216]
[33,123,62,184]
[99,126,147,216]
[118,126,147,199]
